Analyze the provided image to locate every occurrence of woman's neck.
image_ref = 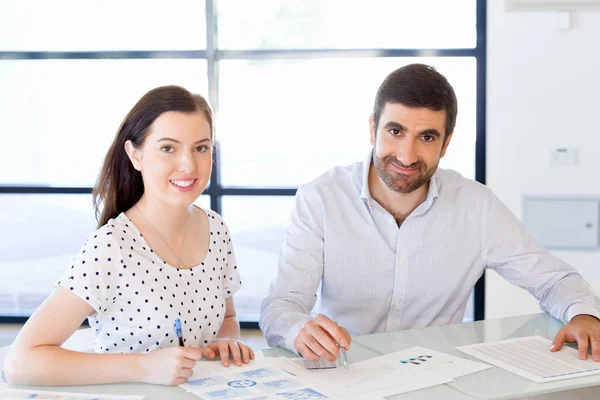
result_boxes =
[133,195,190,236]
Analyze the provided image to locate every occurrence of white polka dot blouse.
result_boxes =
[58,208,242,354]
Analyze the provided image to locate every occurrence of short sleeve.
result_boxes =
[57,225,120,314]
[220,218,242,299]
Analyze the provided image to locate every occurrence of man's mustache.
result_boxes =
[384,157,424,170]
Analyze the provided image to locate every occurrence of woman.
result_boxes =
[4,86,254,386]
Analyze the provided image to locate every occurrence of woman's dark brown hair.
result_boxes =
[93,85,213,228]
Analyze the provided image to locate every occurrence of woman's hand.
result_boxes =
[204,338,255,367]
[139,346,204,385]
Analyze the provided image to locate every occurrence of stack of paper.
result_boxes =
[457,335,600,383]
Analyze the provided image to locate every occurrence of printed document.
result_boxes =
[456,335,600,383]
[180,358,337,399]
[372,346,492,379]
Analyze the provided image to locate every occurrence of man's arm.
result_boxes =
[483,192,599,323]
[483,192,600,360]
[260,184,325,351]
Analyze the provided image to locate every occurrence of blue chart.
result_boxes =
[277,388,329,399]
[400,354,433,365]
[227,379,258,388]
[262,378,300,390]
[238,367,280,379]
[187,376,224,388]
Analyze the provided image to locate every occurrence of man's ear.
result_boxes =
[440,132,453,158]
[369,114,376,146]
[124,140,142,171]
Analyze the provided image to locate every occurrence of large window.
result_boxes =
[0,0,486,324]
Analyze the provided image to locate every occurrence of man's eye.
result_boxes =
[389,129,400,136]
[422,135,435,142]
[161,146,174,153]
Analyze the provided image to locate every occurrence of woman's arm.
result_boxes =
[217,297,241,339]
[4,287,203,385]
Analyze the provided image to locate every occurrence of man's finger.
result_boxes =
[304,332,337,362]
[590,335,600,362]
[309,324,340,357]
[314,315,348,347]
[551,329,567,352]
[577,334,590,360]
[297,342,320,361]
[339,327,352,350]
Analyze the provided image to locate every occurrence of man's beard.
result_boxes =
[373,154,437,194]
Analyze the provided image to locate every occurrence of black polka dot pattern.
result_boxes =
[57,208,242,354]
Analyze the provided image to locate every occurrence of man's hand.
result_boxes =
[551,314,600,361]
[293,314,351,362]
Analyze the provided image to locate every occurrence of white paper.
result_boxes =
[456,335,600,383]
[0,388,144,399]
[298,352,452,398]
[374,346,492,379]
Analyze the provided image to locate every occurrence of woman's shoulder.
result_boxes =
[80,214,131,251]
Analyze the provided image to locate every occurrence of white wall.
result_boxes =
[486,2,600,319]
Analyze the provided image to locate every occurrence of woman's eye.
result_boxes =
[160,146,174,153]
[196,145,209,153]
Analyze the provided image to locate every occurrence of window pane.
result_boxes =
[0,194,211,317]
[218,57,476,187]
[193,195,212,210]
[0,194,96,316]
[222,196,296,322]
[0,0,206,51]
[0,59,208,187]
[217,0,476,50]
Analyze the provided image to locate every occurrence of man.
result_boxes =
[259,63,600,363]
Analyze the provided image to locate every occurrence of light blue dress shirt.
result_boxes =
[260,152,600,351]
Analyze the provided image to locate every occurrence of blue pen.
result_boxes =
[173,318,184,346]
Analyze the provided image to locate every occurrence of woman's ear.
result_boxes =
[124,140,142,171]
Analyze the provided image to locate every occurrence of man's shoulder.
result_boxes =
[435,168,492,198]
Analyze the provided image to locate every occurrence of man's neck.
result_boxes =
[367,164,430,224]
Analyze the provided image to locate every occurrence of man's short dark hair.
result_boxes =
[373,64,458,141]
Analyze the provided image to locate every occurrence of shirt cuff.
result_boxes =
[566,303,600,323]
[284,320,309,355]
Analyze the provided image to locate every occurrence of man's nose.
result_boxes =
[395,139,418,167]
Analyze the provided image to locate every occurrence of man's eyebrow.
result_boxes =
[419,129,442,138]
[382,122,407,132]
[157,137,211,144]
